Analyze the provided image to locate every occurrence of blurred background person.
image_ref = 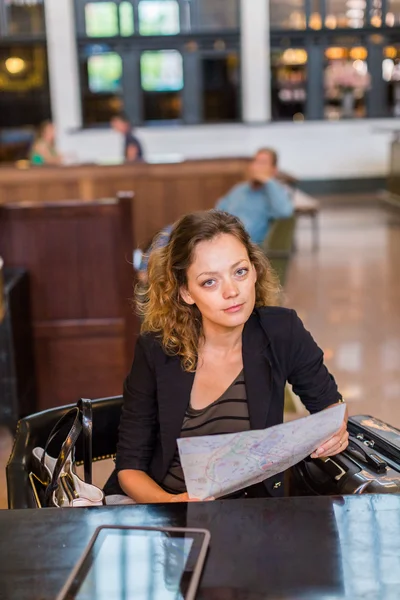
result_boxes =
[30,121,63,166]
[110,114,144,163]
[216,148,293,245]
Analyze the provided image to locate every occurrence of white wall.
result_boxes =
[59,120,398,180]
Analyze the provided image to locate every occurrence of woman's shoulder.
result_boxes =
[136,331,170,362]
[255,305,296,327]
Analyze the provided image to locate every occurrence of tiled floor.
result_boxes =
[1,198,399,509]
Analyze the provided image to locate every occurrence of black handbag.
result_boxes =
[30,399,104,507]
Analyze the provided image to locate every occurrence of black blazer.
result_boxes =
[110,307,342,498]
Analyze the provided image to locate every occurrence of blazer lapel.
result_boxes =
[242,312,273,430]
[157,355,195,475]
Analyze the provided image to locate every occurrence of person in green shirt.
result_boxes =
[30,121,63,166]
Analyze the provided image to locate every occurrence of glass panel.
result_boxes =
[369,0,383,27]
[0,44,51,130]
[85,2,119,37]
[383,46,400,117]
[140,49,183,91]
[309,0,323,29]
[140,50,183,121]
[324,47,369,119]
[195,0,239,31]
[87,52,122,93]
[271,48,307,121]
[120,1,134,36]
[386,1,400,26]
[81,47,123,125]
[5,0,46,36]
[202,53,240,122]
[138,0,180,35]
[325,0,367,29]
[269,1,306,30]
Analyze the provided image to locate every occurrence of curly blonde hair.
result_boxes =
[137,210,281,372]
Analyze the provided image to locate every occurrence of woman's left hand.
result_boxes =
[311,418,349,459]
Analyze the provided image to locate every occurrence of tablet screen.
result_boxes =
[62,527,206,600]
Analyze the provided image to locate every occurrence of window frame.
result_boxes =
[74,0,241,126]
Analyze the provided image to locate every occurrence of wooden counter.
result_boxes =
[0,158,249,247]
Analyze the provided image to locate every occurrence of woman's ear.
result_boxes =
[180,286,195,305]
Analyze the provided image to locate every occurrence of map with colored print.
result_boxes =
[177,404,346,500]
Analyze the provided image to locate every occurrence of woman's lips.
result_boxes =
[223,303,244,314]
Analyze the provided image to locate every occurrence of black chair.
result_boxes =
[6,396,123,509]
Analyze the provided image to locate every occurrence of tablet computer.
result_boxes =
[56,525,210,600]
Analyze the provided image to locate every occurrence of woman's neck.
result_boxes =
[200,321,244,359]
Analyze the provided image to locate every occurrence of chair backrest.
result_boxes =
[6,395,123,509]
[262,216,296,286]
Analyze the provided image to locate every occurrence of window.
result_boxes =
[138,0,180,35]
[75,0,241,125]
[0,0,51,150]
[324,47,369,119]
[270,1,306,30]
[3,0,46,36]
[196,0,239,31]
[383,46,400,117]
[81,47,123,125]
[84,1,134,37]
[202,53,240,122]
[386,1,400,26]
[141,50,183,121]
[271,48,307,121]
[85,2,119,36]
[0,44,51,127]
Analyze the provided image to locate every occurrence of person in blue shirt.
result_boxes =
[137,148,293,281]
[216,148,294,245]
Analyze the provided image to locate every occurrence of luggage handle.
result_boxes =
[321,458,347,481]
[347,436,387,474]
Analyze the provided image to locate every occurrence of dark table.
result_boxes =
[1,495,399,600]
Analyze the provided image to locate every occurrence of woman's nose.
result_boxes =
[222,280,239,299]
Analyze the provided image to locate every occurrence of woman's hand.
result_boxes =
[311,418,349,459]
[168,493,214,503]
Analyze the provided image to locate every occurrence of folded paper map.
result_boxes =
[177,404,346,500]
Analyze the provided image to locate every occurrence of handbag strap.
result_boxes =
[43,408,83,505]
[78,398,93,484]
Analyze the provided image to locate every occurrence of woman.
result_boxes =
[30,121,62,166]
[107,210,348,503]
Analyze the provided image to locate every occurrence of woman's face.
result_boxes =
[44,123,55,143]
[181,233,257,331]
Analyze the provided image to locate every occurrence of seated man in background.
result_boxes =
[216,148,293,244]
[110,114,144,163]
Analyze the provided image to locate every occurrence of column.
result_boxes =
[44,0,82,133]
[240,0,270,122]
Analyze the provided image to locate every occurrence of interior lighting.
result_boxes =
[349,47,367,60]
[385,47,397,59]
[325,47,346,60]
[282,49,308,65]
[325,14,337,29]
[5,57,26,74]
[386,12,395,27]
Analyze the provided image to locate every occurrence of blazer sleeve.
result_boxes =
[116,335,158,472]
[287,310,342,413]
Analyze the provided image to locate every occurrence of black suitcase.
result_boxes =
[292,415,400,496]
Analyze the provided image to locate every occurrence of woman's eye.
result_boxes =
[202,279,215,288]
[236,268,248,277]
